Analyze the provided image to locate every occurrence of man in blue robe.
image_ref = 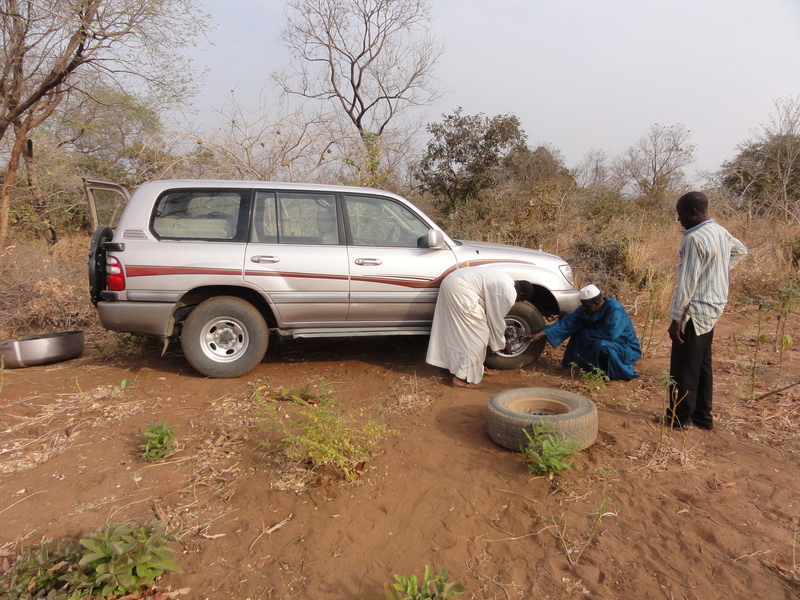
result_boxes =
[530,284,641,381]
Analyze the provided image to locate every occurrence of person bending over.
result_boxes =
[426,266,533,389]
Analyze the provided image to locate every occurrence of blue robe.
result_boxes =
[544,297,641,381]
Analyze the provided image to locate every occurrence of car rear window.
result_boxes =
[151,189,246,241]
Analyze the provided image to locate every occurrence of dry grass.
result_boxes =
[0,233,99,339]
[0,382,146,475]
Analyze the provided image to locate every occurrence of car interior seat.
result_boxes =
[316,209,338,244]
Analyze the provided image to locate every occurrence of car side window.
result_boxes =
[344,194,429,247]
[277,192,339,245]
[251,191,278,243]
[152,189,244,241]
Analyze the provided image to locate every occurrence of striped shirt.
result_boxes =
[670,219,748,335]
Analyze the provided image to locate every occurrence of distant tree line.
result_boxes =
[1,0,799,249]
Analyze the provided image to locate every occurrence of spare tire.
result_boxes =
[486,387,598,452]
[88,225,113,306]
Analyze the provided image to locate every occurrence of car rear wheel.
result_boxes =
[182,297,268,378]
[484,301,546,370]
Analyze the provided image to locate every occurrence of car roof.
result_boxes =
[136,180,405,200]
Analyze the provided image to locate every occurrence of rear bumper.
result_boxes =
[97,301,176,336]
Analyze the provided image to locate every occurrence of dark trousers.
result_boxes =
[669,319,714,428]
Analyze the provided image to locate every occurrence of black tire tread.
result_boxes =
[484,301,546,370]
[182,296,268,378]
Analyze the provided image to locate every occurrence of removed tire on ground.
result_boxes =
[486,387,598,452]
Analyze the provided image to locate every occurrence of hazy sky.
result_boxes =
[189,0,800,180]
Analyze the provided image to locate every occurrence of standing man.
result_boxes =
[426,267,533,389]
[529,284,641,381]
[662,191,747,430]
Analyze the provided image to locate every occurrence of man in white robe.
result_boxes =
[426,267,532,388]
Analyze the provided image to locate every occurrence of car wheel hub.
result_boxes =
[500,317,530,356]
[202,318,248,360]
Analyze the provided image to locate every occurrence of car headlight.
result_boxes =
[559,264,574,285]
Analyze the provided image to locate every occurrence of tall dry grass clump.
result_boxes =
[0,233,98,338]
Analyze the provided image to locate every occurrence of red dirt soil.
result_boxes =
[1,309,799,599]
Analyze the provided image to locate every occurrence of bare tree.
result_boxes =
[613,123,696,204]
[574,148,615,190]
[188,91,348,182]
[0,0,209,245]
[275,0,442,183]
[720,96,800,222]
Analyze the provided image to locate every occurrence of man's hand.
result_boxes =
[520,331,545,344]
[668,320,683,344]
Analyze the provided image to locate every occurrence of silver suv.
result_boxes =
[86,179,580,378]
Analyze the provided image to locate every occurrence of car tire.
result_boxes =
[88,225,113,306]
[182,296,268,378]
[486,387,598,452]
[484,301,546,370]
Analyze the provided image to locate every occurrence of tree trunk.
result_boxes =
[0,130,26,247]
[24,138,57,244]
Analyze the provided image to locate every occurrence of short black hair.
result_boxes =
[677,191,708,212]
[514,280,534,302]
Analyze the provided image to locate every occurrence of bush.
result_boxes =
[257,380,393,481]
[0,521,180,599]
[0,233,97,338]
[385,565,465,600]
[522,422,582,476]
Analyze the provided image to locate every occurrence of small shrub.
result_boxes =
[138,419,178,461]
[257,381,393,481]
[70,521,181,597]
[568,362,609,390]
[385,565,465,600]
[0,521,180,599]
[0,537,83,599]
[522,422,582,476]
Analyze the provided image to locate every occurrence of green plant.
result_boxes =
[112,377,132,396]
[568,362,609,390]
[385,565,465,600]
[0,521,180,599]
[257,381,393,481]
[70,521,181,597]
[522,422,582,476]
[0,537,82,599]
[544,468,617,565]
[774,282,800,376]
[138,419,178,461]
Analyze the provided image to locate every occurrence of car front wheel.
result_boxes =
[484,301,546,370]
[182,296,268,378]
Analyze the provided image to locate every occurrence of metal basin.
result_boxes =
[0,330,85,368]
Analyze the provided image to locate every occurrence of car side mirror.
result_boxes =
[417,229,445,249]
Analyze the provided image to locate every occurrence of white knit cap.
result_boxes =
[579,284,601,300]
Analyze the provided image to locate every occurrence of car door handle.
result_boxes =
[354,258,382,266]
[250,255,280,264]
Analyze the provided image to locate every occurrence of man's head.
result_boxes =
[676,191,709,230]
[579,284,604,313]
[514,280,534,303]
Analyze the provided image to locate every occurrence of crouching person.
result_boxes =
[530,284,641,381]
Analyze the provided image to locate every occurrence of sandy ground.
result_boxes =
[1,309,799,600]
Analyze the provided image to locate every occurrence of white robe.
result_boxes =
[425,267,517,384]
